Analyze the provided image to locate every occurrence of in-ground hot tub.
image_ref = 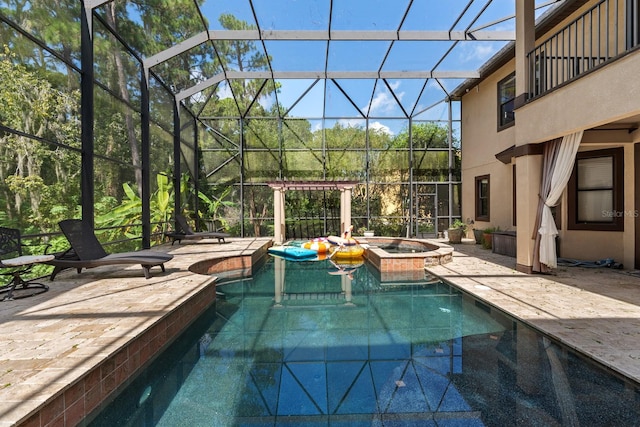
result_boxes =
[362,237,453,281]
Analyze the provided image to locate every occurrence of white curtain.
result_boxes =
[538,130,583,268]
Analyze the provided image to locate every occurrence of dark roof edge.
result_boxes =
[450,0,588,100]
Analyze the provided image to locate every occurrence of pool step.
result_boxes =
[282,292,344,300]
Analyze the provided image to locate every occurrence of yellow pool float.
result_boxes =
[330,245,365,259]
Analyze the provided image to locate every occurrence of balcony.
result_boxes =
[528,0,640,99]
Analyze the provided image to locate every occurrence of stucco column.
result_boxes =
[340,186,352,234]
[515,153,543,273]
[515,0,535,104]
[514,0,538,273]
[273,186,286,244]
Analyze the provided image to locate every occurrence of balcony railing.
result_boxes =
[528,0,640,99]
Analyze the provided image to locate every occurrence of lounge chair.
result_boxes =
[47,219,173,280]
[0,227,55,301]
[165,214,230,245]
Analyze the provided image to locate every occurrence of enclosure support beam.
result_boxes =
[80,1,95,231]
[140,68,151,248]
[173,100,181,231]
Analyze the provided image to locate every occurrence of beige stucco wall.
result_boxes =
[556,141,638,269]
[460,0,640,269]
[516,52,640,146]
[460,61,517,235]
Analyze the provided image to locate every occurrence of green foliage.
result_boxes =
[481,227,500,249]
[392,122,455,149]
[95,174,174,241]
[375,220,406,237]
[0,45,80,232]
[0,5,465,244]
[198,186,236,224]
[450,219,467,231]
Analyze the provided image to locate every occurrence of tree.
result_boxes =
[392,122,452,149]
[0,47,80,230]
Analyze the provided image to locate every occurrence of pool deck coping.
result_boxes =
[1,236,640,426]
[0,238,271,427]
[427,239,640,386]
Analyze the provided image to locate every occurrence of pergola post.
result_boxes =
[274,256,285,307]
[273,185,286,244]
[340,186,353,234]
[268,180,358,242]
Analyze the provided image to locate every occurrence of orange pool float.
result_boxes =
[302,240,332,253]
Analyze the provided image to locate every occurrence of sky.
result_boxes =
[183,0,559,135]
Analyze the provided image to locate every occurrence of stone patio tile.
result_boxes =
[428,241,640,384]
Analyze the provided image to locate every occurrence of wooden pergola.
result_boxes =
[267,180,359,244]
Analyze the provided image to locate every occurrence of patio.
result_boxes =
[1,238,640,426]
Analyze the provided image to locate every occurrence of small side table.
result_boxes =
[0,254,56,301]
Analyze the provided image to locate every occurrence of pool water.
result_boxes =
[89,257,640,426]
[376,243,428,254]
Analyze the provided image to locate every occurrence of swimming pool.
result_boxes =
[375,243,427,253]
[88,257,640,426]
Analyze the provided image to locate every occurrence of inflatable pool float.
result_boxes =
[268,246,318,260]
[327,235,359,246]
[331,258,365,268]
[330,245,365,259]
[328,258,364,275]
[302,239,332,253]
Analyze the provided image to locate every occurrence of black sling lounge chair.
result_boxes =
[165,214,230,245]
[0,227,55,301]
[47,219,173,280]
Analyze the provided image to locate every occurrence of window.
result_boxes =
[568,148,624,231]
[498,72,515,129]
[475,175,490,221]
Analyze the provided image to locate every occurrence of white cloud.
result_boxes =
[364,82,404,116]
[337,118,366,128]
[258,93,276,110]
[333,118,393,136]
[462,43,497,63]
[369,121,393,135]
[217,83,234,99]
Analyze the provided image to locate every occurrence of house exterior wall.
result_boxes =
[516,52,640,145]
[557,141,638,267]
[460,0,640,270]
[461,62,516,235]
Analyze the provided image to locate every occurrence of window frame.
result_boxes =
[497,72,516,131]
[627,0,640,49]
[475,174,490,222]
[567,147,624,231]
[512,164,516,226]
